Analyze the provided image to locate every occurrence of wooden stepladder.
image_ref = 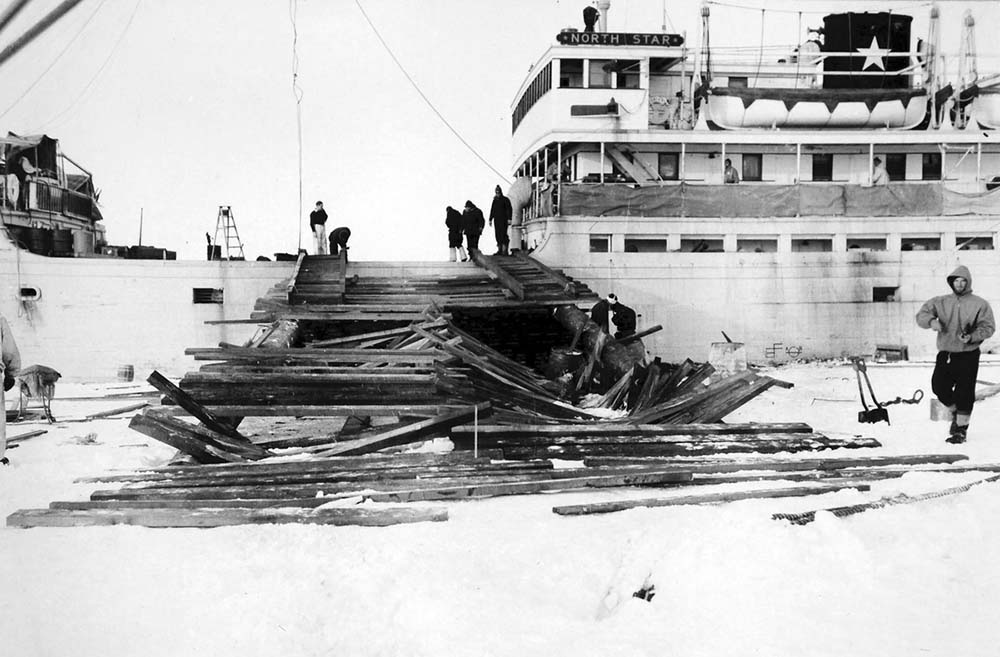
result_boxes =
[212,205,245,260]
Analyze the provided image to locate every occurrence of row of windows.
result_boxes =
[512,62,552,134]
[588,235,995,253]
[559,59,640,90]
[648,152,943,182]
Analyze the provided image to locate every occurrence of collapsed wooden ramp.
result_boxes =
[8,253,929,530]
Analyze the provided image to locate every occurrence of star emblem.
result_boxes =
[856,36,891,71]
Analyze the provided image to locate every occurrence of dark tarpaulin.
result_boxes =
[560,182,950,218]
[4,133,58,177]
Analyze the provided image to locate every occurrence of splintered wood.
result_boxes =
[12,254,940,529]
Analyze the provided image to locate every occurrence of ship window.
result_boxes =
[728,77,748,88]
[873,286,899,302]
[193,288,224,304]
[560,59,584,88]
[922,152,942,180]
[901,237,940,251]
[658,153,679,180]
[886,154,906,181]
[957,236,994,251]
[589,59,613,88]
[812,154,833,182]
[742,154,762,182]
[737,238,777,253]
[680,237,723,253]
[589,234,611,252]
[18,286,40,301]
[615,60,641,89]
[792,238,832,252]
[625,237,667,253]
[847,237,886,251]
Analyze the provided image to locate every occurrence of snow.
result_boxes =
[4,362,1000,657]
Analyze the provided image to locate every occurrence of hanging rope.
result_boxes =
[290,0,304,254]
[354,0,509,183]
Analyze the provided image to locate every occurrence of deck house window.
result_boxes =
[625,237,668,253]
[560,59,584,88]
[728,77,748,88]
[589,59,613,88]
[589,234,611,252]
[886,154,906,181]
[193,288,224,304]
[615,60,640,89]
[812,154,833,182]
[742,154,762,182]
[922,152,942,180]
[792,238,832,252]
[901,237,940,251]
[957,236,994,251]
[658,153,679,180]
[680,237,723,252]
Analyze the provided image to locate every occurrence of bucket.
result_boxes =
[708,341,747,381]
[117,365,134,382]
[51,228,74,257]
[545,346,585,379]
[72,229,95,255]
[929,398,951,422]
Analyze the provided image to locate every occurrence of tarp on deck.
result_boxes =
[559,182,974,218]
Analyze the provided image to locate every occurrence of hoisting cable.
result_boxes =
[354,0,510,183]
[290,0,304,254]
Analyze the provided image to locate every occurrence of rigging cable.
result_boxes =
[0,0,107,121]
[354,0,510,183]
[33,0,142,132]
[290,0,304,253]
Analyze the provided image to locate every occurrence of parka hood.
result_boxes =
[947,265,973,295]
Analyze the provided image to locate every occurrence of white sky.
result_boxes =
[0,0,996,260]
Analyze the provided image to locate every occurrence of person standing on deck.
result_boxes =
[871,157,889,186]
[489,185,512,256]
[916,265,996,443]
[309,201,329,255]
[723,158,740,184]
[446,206,466,262]
[590,293,617,333]
[462,200,485,258]
[0,315,21,465]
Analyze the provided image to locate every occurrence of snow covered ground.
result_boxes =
[3,360,1000,657]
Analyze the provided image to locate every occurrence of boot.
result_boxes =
[458,246,468,262]
[449,247,457,262]
[948,412,970,444]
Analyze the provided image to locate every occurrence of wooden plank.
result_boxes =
[285,250,306,303]
[6,505,448,528]
[316,403,492,457]
[147,371,246,439]
[364,469,694,503]
[128,414,249,464]
[582,453,968,470]
[450,422,814,437]
[615,324,663,346]
[552,481,872,516]
[85,402,149,420]
[512,251,577,296]
[472,251,525,300]
[155,404,469,417]
[181,372,436,385]
[186,347,442,363]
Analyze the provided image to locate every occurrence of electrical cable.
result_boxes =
[33,0,141,132]
[354,0,510,183]
[0,0,106,121]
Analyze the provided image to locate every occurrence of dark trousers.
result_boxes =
[494,221,509,247]
[932,349,980,413]
[466,232,481,252]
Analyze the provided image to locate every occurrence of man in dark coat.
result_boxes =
[328,226,351,258]
[445,206,466,262]
[612,301,637,339]
[590,293,617,332]
[488,185,513,256]
[916,264,996,443]
[462,200,485,257]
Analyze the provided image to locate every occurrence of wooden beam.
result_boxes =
[512,251,577,296]
[154,404,470,417]
[315,403,492,457]
[6,505,448,528]
[146,371,245,439]
[471,251,525,299]
[286,251,306,303]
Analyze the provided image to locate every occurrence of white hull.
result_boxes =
[525,216,997,363]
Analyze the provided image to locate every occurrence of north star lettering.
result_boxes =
[556,32,684,47]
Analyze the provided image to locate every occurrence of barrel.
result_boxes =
[26,227,52,255]
[51,228,73,257]
[545,346,585,380]
[72,229,95,256]
[117,365,134,382]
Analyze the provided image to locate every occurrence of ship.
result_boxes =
[0,133,294,379]
[510,1,1000,362]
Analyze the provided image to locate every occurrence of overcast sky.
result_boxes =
[0,0,996,261]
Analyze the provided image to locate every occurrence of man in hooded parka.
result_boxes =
[916,265,996,443]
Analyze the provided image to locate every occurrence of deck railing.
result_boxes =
[26,179,94,220]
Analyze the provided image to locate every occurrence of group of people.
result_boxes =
[308,201,351,256]
[446,185,513,262]
[722,156,890,185]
